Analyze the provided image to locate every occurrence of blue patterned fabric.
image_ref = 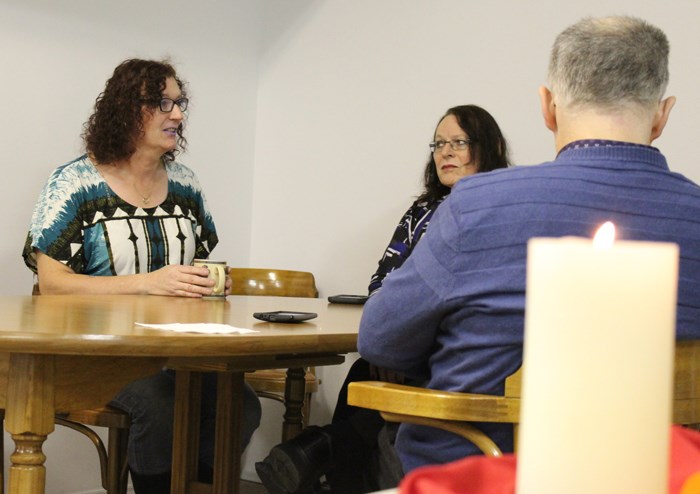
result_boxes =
[368,197,445,296]
[23,154,218,277]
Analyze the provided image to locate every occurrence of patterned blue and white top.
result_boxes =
[23,155,218,277]
[367,196,446,296]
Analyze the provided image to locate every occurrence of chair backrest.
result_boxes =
[347,339,700,456]
[502,339,700,426]
[229,268,319,298]
[505,339,700,448]
[673,339,700,426]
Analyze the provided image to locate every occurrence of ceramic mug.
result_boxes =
[193,259,227,299]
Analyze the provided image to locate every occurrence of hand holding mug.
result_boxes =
[193,259,228,299]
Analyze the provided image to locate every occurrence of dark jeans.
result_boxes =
[325,358,403,494]
[110,369,262,475]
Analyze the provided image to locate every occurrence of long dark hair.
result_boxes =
[83,59,188,164]
[418,105,510,204]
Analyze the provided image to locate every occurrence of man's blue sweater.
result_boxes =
[358,143,700,472]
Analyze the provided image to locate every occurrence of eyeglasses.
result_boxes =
[429,139,473,153]
[149,97,189,113]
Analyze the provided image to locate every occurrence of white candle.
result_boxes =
[516,224,679,494]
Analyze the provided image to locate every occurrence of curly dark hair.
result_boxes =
[83,59,188,164]
[417,105,510,204]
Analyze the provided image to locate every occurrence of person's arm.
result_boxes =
[359,200,456,379]
[36,251,219,296]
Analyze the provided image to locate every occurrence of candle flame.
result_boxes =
[593,221,616,248]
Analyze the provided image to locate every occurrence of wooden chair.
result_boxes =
[55,408,130,493]
[230,268,321,438]
[20,284,131,494]
[230,268,319,299]
[348,339,700,456]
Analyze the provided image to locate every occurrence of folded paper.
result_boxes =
[135,322,258,334]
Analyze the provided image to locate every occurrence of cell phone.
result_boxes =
[252,311,318,323]
[327,294,368,305]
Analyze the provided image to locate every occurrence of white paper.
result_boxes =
[135,322,258,334]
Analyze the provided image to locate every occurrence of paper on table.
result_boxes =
[135,322,258,334]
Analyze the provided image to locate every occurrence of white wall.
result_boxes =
[1,0,699,492]
[251,0,700,297]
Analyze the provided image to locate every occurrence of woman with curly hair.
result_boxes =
[22,58,261,493]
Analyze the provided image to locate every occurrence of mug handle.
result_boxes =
[210,264,226,295]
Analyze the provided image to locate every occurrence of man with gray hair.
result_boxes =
[359,15,700,475]
[541,16,674,152]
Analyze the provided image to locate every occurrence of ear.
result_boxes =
[539,86,557,132]
[650,96,676,142]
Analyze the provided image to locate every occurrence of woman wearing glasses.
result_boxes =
[368,104,511,296]
[256,105,510,494]
[22,59,261,493]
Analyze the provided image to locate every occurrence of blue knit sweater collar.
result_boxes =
[556,139,668,170]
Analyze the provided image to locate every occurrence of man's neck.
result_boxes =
[554,106,655,153]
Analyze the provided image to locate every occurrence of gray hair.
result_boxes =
[547,16,669,109]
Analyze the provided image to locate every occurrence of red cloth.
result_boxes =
[399,425,700,494]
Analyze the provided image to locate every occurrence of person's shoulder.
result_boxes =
[51,154,93,176]
[46,155,100,187]
[455,163,554,191]
[667,168,700,192]
[406,195,445,215]
[166,160,200,183]
[167,160,195,175]
[445,164,567,214]
[38,155,100,207]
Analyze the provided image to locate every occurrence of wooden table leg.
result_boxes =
[5,354,55,494]
[171,370,202,494]
[282,367,306,441]
[171,371,244,494]
[212,372,243,494]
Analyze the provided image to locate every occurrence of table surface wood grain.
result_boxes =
[0,294,362,494]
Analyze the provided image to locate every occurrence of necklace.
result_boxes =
[133,182,153,205]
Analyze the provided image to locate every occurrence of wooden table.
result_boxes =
[0,294,361,494]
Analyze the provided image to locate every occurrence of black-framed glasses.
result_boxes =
[429,138,473,153]
[152,97,189,113]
